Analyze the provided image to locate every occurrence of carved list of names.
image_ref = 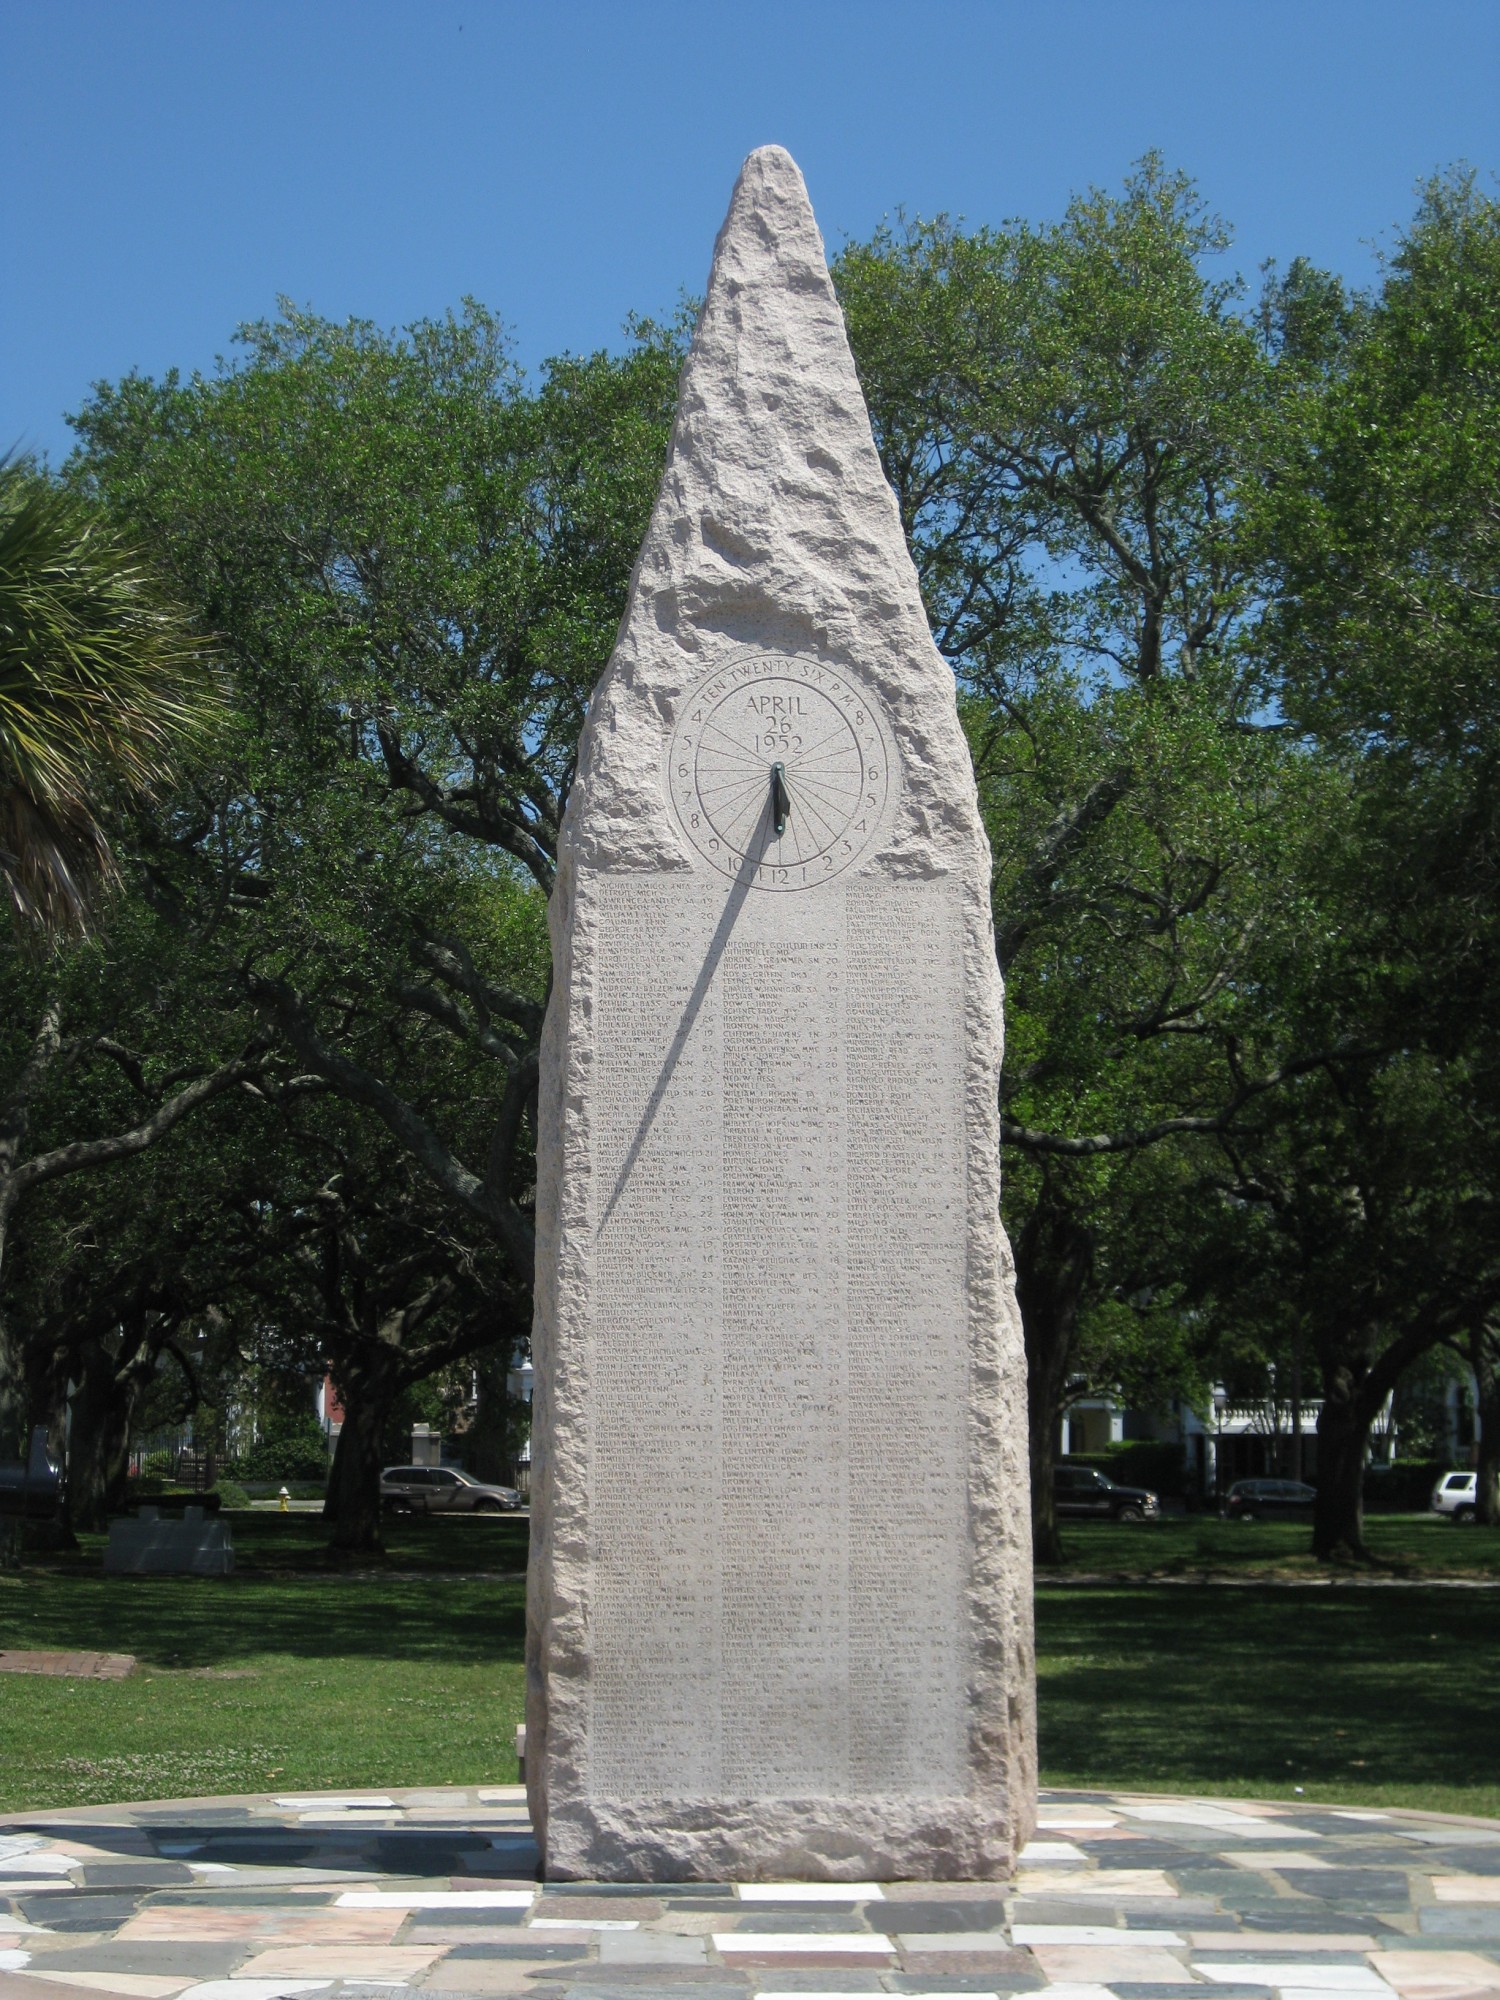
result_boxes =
[585,873,967,1800]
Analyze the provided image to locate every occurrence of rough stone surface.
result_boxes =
[525,144,1036,1882]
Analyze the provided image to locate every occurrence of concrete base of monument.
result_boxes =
[535,1793,1036,1883]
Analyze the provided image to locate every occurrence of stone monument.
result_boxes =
[526,145,1035,1881]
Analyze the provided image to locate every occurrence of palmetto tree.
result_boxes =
[0,459,219,938]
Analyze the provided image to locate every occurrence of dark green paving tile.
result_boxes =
[1005,1904,1146,1930]
[416,1903,529,1925]
[76,1861,195,1886]
[887,1980,1044,1996]
[443,1940,593,1959]
[24,1941,244,1975]
[1094,1843,1205,1868]
[1176,1878,1286,1908]
[1425,1846,1500,1873]
[870,1898,1010,1932]
[1120,1899,1223,1919]
[1113,1989,1272,2000]
[18,1892,142,1928]
[1419,1909,1500,1938]
[1240,1907,1401,1934]
[1388,1937,1500,1954]
[136,1807,255,1824]
[147,1886,340,1905]
[1279,1868,1412,1906]
[660,1895,744,1913]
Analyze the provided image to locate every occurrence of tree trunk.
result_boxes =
[1014,1189,1094,1567]
[1311,1379,1375,1560]
[323,1362,399,1555]
[466,1346,516,1485]
[63,1339,142,1534]
[1470,1327,1500,1528]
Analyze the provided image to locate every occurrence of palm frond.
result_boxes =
[0,459,222,939]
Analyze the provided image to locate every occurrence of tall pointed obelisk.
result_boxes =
[526,146,1035,1881]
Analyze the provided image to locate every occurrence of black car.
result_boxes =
[1053,1464,1159,1522]
[0,1430,63,1520]
[1222,1478,1317,1521]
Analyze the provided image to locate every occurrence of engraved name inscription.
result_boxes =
[584,873,967,1801]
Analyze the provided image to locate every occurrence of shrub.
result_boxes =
[229,1409,329,1484]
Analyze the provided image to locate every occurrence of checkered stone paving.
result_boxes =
[3,1788,1499,1999]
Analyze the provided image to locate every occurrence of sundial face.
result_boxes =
[667,656,897,891]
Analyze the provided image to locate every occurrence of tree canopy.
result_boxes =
[0,163,1493,1560]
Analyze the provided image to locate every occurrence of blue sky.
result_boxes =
[3,1,1496,467]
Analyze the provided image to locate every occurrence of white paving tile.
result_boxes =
[713,1931,896,1954]
[338,1889,534,1909]
[177,1986,333,1999]
[1013,1924,1184,1946]
[1130,1804,1319,1838]
[1021,1989,1118,2000]
[1037,1813,1120,1829]
[529,1916,641,1930]
[1194,1965,1393,1990]
[736,1881,885,1900]
[1019,1839,1089,1863]
[23,1978,187,1997]
[274,1800,396,1816]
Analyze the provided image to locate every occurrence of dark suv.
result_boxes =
[1222,1478,1317,1521]
[1053,1464,1159,1522]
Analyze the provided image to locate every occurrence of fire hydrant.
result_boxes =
[278,1486,290,1513]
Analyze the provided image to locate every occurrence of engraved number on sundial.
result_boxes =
[669,662,895,891]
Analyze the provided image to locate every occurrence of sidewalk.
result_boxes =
[4,1784,1500,1997]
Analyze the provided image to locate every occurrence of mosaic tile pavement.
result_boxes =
[3,1786,1499,2000]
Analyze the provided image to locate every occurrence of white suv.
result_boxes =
[1430,1470,1478,1523]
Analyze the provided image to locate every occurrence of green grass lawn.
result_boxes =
[0,1516,527,1814]
[1043,1510,1500,1578]
[1036,1581,1500,1821]
[1,1513,1496,1819]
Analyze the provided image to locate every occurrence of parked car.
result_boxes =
[1431,1470,1478,1524]
[1053,1464,1159,1522]
[0,1430,63,1520]
[380,1465,521,1515]
[1221,1477,1318,1521]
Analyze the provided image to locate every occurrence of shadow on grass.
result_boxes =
[0,1568,525,1669]
[1036,1583,1500,1797]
